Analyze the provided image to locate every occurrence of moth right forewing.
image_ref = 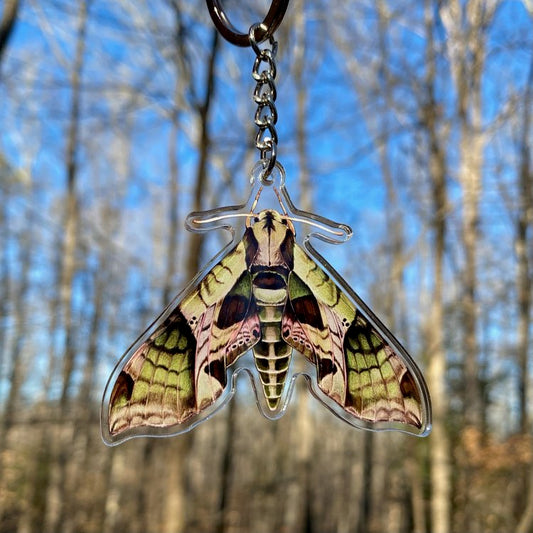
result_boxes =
[106,238,255,440]
[290,243,430,433]
[283,269,349,403]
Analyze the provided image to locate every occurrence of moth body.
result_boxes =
[247,210,295,409]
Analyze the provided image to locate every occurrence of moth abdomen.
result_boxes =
[252,297,293,410]
[253,338,292,410]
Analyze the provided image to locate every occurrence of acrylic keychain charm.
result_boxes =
[101,1,431,445]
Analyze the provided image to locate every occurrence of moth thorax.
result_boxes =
[251,213,290,265]
[252,270,288,306]
[253,246,289,268]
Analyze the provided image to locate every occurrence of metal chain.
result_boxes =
[249,23,279,181]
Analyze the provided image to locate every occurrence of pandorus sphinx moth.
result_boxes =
[101,176,431,444]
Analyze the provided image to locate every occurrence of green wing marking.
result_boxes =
[342,311,423,428]
[283,244,427,431]
[108,241,260,437]
[109,307,196,435]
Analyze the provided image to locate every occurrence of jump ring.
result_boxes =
[206,0,289,47]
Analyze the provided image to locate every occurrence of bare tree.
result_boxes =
[59,0,91,412]
[185,28,219,280]
[0,0,20,68]
[515,10,533,531]
[439,3,497,530]
[440,0,497,430]
[422,3,452,532]
[158,4,194,531]
[514,21,533,439]
[43,3,91,532]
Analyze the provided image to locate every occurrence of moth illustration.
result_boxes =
[102,189,431,444]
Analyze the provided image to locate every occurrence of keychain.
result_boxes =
[101,1,431,445]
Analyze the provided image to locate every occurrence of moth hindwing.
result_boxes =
[103,209,430,443]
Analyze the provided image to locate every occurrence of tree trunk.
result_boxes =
[0,159,10,414]
[185,28,219,280]
[163,0,188,304]
[440,3,496,530]
[293,0,312,214]
[515,26,533,438]
[515,23,533,533]
[46,3,90,532]
[0,0,20,68]
[0,227,31,431]
[426,116,452,533]
[425,2,452,532]
[59,0,90,413]
[0,181,33,526]
[160,5,190,533]
[440,0,492,432]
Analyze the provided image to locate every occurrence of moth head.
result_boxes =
[248,209,294,245]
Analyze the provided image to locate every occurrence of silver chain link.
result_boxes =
[249,23,279,181]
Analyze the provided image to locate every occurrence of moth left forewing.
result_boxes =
[188,270,260,411]
[189,304,223,411]
[287,244,430,435]
[104,239,259,443]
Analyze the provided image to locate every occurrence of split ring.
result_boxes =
[206,0,290,47]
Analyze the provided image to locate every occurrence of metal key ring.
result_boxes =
[206,0,289,47]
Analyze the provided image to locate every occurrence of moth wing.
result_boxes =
[282,244,430,433]
[106,241,260,439]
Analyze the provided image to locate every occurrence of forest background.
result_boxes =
[1,0,533,532]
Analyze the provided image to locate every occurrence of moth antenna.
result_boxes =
[250,185,264,213]
[268,186,297,231]
[245,186,266,227]
[274,186,289,215]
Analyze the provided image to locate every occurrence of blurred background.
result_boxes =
[1,0,532,532]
